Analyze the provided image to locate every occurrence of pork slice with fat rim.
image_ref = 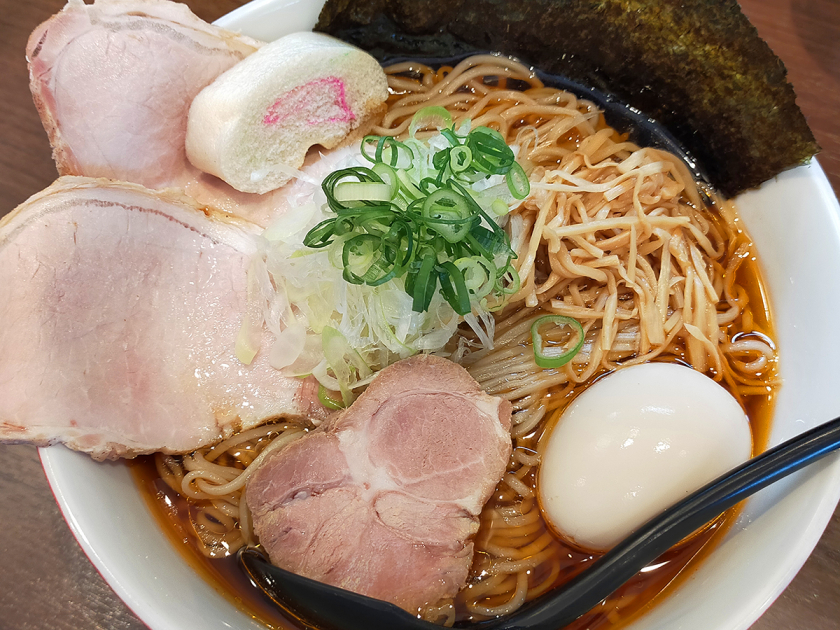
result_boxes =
[247,354,513,613]
[0,176,322,460]
[26,0,290,227]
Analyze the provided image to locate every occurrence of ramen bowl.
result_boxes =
[40,1,840,629]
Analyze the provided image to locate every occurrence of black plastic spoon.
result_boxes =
[240,415,840,630]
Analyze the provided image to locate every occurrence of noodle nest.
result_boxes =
[154,54,779,627]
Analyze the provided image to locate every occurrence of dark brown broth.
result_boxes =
[129,250,776,630]
[130,460,292,629]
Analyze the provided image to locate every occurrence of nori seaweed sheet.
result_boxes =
[315,0,819,198]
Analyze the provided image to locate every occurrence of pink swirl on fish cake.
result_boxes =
[263,77,356,127]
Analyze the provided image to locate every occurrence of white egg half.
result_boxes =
[538,362,752,552]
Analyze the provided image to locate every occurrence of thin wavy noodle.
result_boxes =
[155,422,308,558]
[150,55,779,628]
[380,55,779,624]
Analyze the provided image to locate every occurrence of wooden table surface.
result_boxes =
[1,0,838,628]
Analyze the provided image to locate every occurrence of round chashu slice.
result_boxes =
[247,354,513,613]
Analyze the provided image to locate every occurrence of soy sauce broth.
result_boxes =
[129,243,777,630]
[130,392,773,630]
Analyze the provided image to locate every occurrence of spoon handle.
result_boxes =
[486,415,840,630]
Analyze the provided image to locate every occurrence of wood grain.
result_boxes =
[0,0,838,629]
[739,0,840,196]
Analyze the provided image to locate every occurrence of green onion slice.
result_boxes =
[303,217,339,248]
[396,169,423,200]
[455,256,496,299]
[496,264,521,295]
[321,326,372,405]
[322,167,382,213]
[318,383,345,410]
[437,260,471,315]
[360,135,381,163]
[440,127,462,147]
[506,161,530,199]
[419,177,443,194]
[421,188,475,243]
[334,181,394,203]
[468,126,514,175]
[530,315,585,368]
[409,106,453,137]
[491,198,510,216]
[361,135,414,168]
[410,255,438,313]
[449,145,473,173]
[371,163,400,199]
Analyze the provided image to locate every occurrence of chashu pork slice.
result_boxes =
[246,354,512,613]
[0,177,321,460]
[26,0,290,227]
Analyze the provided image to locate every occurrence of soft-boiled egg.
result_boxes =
[538,362,752,552]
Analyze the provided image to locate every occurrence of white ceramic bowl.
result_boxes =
[40,2,840,629]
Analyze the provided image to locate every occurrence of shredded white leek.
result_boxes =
[237,134,527,402]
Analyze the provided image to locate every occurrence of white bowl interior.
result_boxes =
[625,161,840,630]
[41,2,840,630]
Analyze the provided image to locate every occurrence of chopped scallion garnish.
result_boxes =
[317,383,345,410]
[408,106,453,137]
[334,181,394,203]
[303,111,531,317]
[531,315,585,368]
